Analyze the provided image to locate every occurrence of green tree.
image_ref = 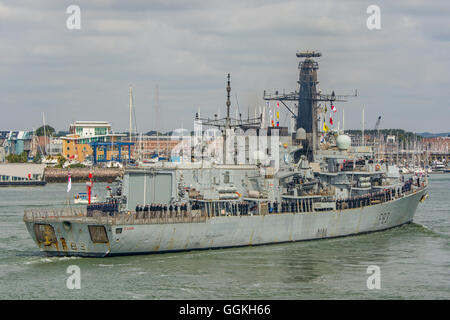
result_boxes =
[55,154,66,168]
[5,154,19,163]
[6,151,28,163]
[33,150,42,164]
[35,125,55,137]
[68,163,86,168]
[58,154,66,168]
[20,151,28,162]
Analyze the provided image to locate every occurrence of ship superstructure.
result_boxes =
[23,51,428,257]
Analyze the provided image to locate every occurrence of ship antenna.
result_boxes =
[226,73,231,129]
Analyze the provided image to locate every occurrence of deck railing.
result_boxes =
[23,207,207,225]
[24,182,426,224]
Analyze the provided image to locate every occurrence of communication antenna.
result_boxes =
[129,86,133,163]
[155,85,160,156]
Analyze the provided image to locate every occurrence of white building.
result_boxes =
[69,121,112,137]
[45,137,63,155]
[0,163,45,182]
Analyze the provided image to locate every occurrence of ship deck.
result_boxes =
[24,185,427,227]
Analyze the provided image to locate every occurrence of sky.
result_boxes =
[0,0,449,133]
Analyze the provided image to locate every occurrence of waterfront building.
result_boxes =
[61,121,126,162]
[0,131,33,161]
[127,135,182,160]
[45,137,63,156]
[0,163,45,182]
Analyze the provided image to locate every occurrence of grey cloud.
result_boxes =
[0,0,448,133]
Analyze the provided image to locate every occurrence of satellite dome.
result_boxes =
[336,134,351,150]
[296,128,306,140]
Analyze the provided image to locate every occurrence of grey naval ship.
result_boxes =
[24,51,428,257]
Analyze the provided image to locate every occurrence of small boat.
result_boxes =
[399,167,410,174]
[74,192,99,204]
[413,168,426,175]
[432,161,445,172]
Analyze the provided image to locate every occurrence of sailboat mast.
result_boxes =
[129,86,133,163]
[361,106,365,147]
[129,87,133,142]
[42,112,47,155]
[155,85,160,156]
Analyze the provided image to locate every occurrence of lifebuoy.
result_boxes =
[375,164,381,171]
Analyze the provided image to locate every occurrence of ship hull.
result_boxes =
[24,188,427,257]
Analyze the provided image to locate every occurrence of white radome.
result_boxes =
[336,134,351,150]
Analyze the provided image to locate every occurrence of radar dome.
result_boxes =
[336,134,351,150]
[296,128,306,140]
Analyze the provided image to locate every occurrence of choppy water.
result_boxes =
[0,175,449,299]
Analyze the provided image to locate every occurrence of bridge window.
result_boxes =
[34,223,57,244]
[88,225,109,243]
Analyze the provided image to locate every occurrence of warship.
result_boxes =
[23,51,428,257]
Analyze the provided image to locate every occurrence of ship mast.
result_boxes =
[226,74,231,129]
[197,74,261,130]
[196,74,262,164]
[129,86,133,164]
[155,85,160,157]
[263,50,356,161]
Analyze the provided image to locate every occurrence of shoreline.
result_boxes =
[44,167,123,183]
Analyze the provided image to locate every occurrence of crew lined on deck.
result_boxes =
[86,178,419,217]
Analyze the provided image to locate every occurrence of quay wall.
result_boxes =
[44,167,123,183]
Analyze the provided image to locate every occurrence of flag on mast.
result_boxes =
[276,102,280,127]
[67,173,71,192]
[268,103,274,127]
[329,115,333,125]
[331,103,336,113]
